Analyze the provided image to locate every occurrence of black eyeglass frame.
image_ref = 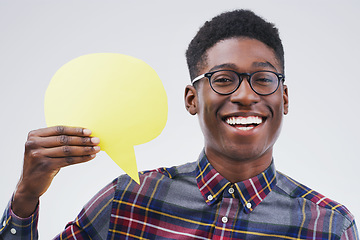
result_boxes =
[191,70,285,96]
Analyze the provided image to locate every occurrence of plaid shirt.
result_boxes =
[1,151,358,239]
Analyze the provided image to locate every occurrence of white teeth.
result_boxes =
[236,126,254,131]
[225,116,262,126]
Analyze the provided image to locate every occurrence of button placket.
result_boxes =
[213,196,239,238]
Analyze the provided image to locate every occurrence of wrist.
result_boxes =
[12,190,39,218]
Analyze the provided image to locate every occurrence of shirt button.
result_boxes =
[10,228,17,235]
[221,216,228,223]
[246,202,252,209]
[207,195,213,201]
[228,187,235,194]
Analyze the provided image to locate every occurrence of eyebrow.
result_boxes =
[208,63,238,72]
[252,61,278,71]
[208,61,278,72]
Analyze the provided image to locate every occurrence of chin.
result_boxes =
[230,146,268,162]
[210,142,270,163]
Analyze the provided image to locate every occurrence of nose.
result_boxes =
[230,78,260,106]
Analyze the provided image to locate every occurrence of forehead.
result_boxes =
[202,37,281,73]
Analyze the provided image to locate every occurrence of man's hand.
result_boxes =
[12,126,101,218]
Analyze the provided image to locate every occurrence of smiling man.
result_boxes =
[185,37,287,184]
[0,9,358,239]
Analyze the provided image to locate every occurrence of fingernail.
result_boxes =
[91,137,100,144]
[83,129,92,135]
[90,154,96,158]
[93,146,101,151]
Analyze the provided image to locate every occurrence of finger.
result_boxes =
[34,135,100,148]
[56,154,97,168]
[42,145,101,158]
[35,154,97,171]
[29,126,92,138]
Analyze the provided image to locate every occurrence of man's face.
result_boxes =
[186,37,288,163]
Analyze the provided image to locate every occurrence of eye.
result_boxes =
[252,72,277,86]
[213,77,233,83]
[211,71,237,86]
[212,77,235,88]
[254,78,274,85]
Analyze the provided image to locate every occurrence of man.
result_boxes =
[0,9,357,239]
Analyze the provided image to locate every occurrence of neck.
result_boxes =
[205,148,273,183]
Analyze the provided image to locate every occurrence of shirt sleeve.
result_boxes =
[341,220,359,240]
[0,198,39,239]
[54,178,118,240]
[0,177,117,240]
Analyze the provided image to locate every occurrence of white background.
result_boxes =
[0,0,359,238]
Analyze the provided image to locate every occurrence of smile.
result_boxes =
[225,116,263,131]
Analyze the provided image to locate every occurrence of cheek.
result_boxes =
[267,94,285,136]
[198,95,217,127]
[197,85,219,116]
[274,99,284,118]
[197,89,225,133]
[267,87,285,115]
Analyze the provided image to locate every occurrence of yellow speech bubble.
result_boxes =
[44,53,168,184]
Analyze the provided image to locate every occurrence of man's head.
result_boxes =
[185,9,284,80]
[184,10,289,175]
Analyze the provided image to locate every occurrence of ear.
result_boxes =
[184,85,198,115]
[283,84,289,115]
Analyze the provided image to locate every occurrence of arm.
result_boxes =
[0,176,117,240]
[0,126,101,239]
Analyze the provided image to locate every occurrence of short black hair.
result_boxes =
[185,9,284,80]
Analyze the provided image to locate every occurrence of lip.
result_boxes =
[221,112,267,136]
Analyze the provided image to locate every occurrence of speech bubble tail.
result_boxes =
[105,146,140,185]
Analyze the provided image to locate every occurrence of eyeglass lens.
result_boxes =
[210,70,279,95]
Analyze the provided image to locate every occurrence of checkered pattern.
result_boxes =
[1,151,358,239]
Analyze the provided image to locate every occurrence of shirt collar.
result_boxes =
[196,150,277,213]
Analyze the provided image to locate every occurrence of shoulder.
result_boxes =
[141,161,198,178]
[114,161,198,191]
[275,171,355,223]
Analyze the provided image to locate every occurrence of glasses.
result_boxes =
[191,70,285,96]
